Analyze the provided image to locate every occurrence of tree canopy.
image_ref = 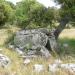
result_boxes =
[55,0,75,21]
[15,0,55,29]
[0,0,75,38]
[0,0,14,26]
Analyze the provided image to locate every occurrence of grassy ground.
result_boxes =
[59,29,75,57]
[0,27,75,75]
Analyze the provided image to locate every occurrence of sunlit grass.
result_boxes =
[0,25,20,46]
[59,29,75,39]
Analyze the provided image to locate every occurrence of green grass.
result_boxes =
[58,29,75,64]
[0,27,75,75]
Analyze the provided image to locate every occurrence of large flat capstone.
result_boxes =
[14,29,49,50]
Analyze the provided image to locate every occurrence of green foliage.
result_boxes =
[15,0,55,29]
[0,0,15,26]
[54,0,75,21]
[6,1,16,9]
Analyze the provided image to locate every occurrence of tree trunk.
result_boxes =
[46,16,70,52]
[54,16,70,40]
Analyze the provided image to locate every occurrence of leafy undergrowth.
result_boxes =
[0,27,75,75]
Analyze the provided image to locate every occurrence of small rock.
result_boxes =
[40,46,51,58]
[48,64,59,73]
[27,50,36,55]
[0,54,10,68]
[15,48,24,55]
[48,59,62,73]
[23,59,31,65]
[61,63,75,74]
[9,44,14,49]
[33,64,44,72]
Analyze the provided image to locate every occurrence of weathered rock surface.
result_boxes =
[40,46,51,58]
[15,48,24,55]
[8,44,14,49]
[13,28,59,58]
[27,50,37,55]
[0,54,10,68]
[61,63,75,74]
[23,59,31,65]
[48,59,75,74]
[48,64,59,73]
[33,64,44,72]
[13,29,52,58]
[48,59,62,73]
[14,29,49,50]
[20,47,51,59]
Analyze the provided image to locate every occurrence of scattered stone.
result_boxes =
[33,64,44,72]
[9,44,14,49]
[49,59,75,74]
[0,54,10,68]
[23,59,31,65]
[15,48,24,55]
[48,59,62,73]
[40,46,51,58]
[27,50,37,55]
[48,64,59,73]
[61,63,75,74]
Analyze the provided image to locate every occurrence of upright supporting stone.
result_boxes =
[40,46,51,58]
[48,31,59,52]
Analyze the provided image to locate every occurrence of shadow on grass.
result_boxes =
[59,38,75,57]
